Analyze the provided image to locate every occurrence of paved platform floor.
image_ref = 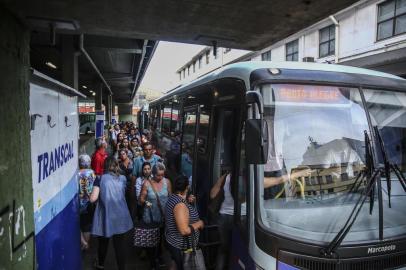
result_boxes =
[81,234,152,270]
[81,232,174,270]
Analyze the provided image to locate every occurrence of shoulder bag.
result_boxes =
[183,226,206,270]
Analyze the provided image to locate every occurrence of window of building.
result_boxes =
[326,175,333,184]
[198,56,202,68]
[319,24,335,57]
[377,0,406,40]
[341,172,349,182]
[286,39,299,61]
[261,50,272,61]
[214,47,218,59]
[187,66,190,76]
[183,69,185,78]
[206,51,210,64]
[224,48,232,53]
[178,72,181,81]
[310,176,316,185]
[193,62,196,73]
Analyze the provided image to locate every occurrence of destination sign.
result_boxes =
[273,84,350,104]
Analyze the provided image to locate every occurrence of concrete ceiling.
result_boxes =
[29,31,156,104]
[4,0,360,108]
[4,0,358,51]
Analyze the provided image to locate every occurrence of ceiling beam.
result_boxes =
[83,34,142,52]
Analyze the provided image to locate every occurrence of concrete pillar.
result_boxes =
[111,99,117,123]
[0,7,35,270]
[102,91,110,124]
[61,35,79,90]
[106,94,112,124]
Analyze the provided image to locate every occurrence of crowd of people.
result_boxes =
[78,121,205,270]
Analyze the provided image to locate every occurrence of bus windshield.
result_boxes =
[258,84,406,245]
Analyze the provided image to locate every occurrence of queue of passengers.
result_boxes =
[78,121,205,270]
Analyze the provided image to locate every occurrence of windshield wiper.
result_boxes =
[322,131,379,257]
[323,128,406,257]
[374,126,406,204]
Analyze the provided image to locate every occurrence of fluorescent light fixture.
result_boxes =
[89,90,94,93]
[92,92,96,96]
[82,85,87,89]
[45,62,57,69]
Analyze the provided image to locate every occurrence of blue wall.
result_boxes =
[35,196,81,270]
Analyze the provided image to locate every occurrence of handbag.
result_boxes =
[183,226,206,270]
[133,180,165,247]
[133,207,160,247]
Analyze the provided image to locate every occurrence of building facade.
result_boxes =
[176,0,406,80]
[249,0,406,77]
[176,47,250,84]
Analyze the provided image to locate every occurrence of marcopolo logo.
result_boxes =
[367,245,396,254]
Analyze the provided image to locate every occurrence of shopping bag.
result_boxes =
[133,207,161,247]
[183,249,206,270]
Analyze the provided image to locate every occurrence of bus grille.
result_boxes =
[290,252,406,270]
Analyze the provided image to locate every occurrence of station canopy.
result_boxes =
[2,0,358,104]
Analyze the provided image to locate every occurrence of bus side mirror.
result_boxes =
[245,119,269,164]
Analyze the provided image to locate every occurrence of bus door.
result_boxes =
[205,105,241,269]
[212,106,241,197]
[181,105,199,193]
[181,105,212,215]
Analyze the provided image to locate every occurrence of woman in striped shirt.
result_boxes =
[165,176,204,270]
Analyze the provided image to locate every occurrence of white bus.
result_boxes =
[149,61,406,270]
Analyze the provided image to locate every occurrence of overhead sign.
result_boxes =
[95,110,105,138]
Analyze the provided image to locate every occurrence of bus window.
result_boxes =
[213,109,237,182]
[150,108,156,129]
[181,108,197,188]
[236,122,248,233]
[171,101,180,135]
[197,108,210,154]
[158,106,163,131]
[154,106,161,131]
[162,104,172,134]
